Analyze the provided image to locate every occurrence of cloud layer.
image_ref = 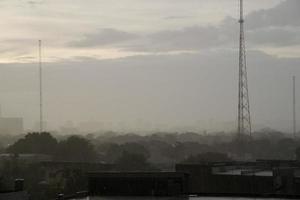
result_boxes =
[64,0,300,57]
[0,0,299,133]
[70,29,138,48]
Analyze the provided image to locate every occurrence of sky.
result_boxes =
[0,0,300,133]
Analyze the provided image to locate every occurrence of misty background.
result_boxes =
[0,0,299,133]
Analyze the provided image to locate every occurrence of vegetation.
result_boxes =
[55,135,97,162]
[182,152,232,163]
[6,132,57,155]
[296,146,300,160]
[6,133,97,162]
[1,130,300,200]
[114,151,156,171]
[3,131,300,165]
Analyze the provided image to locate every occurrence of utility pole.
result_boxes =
[39,40,43,133]
[293,76,296,138]
[237,0,252,137]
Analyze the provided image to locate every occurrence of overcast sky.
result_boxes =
[0,0,300,133]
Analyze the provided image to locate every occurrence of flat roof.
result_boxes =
[215,169,273,177]
[88,171,188,178]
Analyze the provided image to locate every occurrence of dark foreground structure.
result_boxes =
[88,172,189,196]
[86,160,300,198]
[176,160,300,198]
[0,179,29,200]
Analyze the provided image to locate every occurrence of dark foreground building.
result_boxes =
[65,160,300,198]
[0,179,29,200]
[176,160,300,198]
[88,172,189,196]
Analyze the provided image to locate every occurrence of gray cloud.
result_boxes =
[139,0,300,51]
[69,28,138,48]
[128,25,233,52]
[163,15,195,20]
[17,0,44,7]
[130,0,300,52]
[243,0,300,48]
[66,0,300,54]
[247,0,300,29]
[248,27,300,47]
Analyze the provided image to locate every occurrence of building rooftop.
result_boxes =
[88,171,188,178]
[214,169,273,177]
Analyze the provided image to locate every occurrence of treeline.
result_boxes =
[3,130,300,166]
[90,131,300,163]
[4,132,156,171]
[1,131,300,200]
[6,132,97,162]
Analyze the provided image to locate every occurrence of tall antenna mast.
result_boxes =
[293,76,296,138]
[39,40,43,133]
[238,0,252,136]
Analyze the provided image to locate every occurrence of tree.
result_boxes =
[55,135,97,162]
[182,152,232,163]
[275,138,297,160]
[97,143,122,163]
[97,142,151,163]
[121,143,150,159]
[296,147,300,160]
[250,138,274,159]
[115,151,156,171]
[6,132,58,155]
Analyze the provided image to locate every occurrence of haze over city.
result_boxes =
[3,1,300,200]
[0,0,299,133]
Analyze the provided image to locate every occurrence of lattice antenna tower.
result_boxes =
[238,0,252,136]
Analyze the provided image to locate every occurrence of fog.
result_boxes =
[0,0,299,133]
[0,50,299,133]
[3,1,300,200]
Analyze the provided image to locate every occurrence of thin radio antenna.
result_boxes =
[293,76,296,138]
[39,40,43,133]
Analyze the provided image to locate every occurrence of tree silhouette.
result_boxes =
[296,146,300,160]
[115,151,156,171]
[55,135,97,162]
[182,152,232,163]
[6,132,57,155]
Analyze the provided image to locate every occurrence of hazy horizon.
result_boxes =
[0,0,300,134]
